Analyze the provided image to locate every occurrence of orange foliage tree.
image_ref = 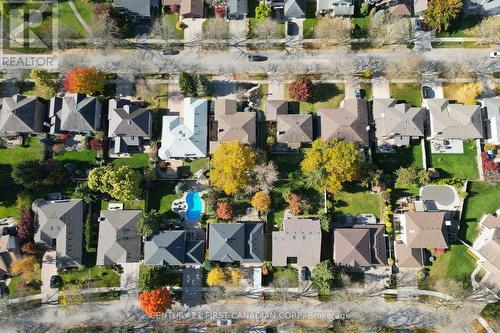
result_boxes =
[63,67,105,95]
[288,193,303,216]
[139,287,173,317]
[216,201,233,220]
[251,191,271,212]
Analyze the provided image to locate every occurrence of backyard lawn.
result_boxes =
[60,266,121,290]
[271,149,309,178]
[389,83,422,107]
[184,157,209,175]
[147,181,179,218]
[285,83,345,113]
[428,140,478,180]
[111,153,150,169]
[334,184,381,218]
[374,140,424,174]
[460,181,500,244]
[54,149,96,172]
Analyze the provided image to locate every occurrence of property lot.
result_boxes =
[427,140,478,180]
[285,83,345,113]
[389,83,422,107]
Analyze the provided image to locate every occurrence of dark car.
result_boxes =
[247,54,267,62]
[421,85,434,99]
[287,20,299,36]
[49,275,63,289]
[162,48,179,55]
[354,88,362,99]
[300,266,309,281]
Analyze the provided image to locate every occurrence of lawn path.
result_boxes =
[67,1,92,35]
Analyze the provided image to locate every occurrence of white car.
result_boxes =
[490,51,500,58]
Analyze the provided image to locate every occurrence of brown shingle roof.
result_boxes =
[213,99,256,146]
[395,243,423,268]
[372,98,425,139]
[481,214,500,229]
[478,229,500,270]
[265,100,288,122]
[403,212,448,249]
[277,114,313,149]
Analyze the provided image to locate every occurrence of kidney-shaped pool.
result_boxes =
[185,192,203,221]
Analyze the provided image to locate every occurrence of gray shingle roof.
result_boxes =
[114,0,158,17]
[144,230,205,266]
[395,243,423,268]
[277,114,313,148]
[49,93,101,134]
[96,210,142,266]
[227,0,248,16]
[0,95,46,135]
[108,99,152,138]
[32,199,84,267]
[428,99,483,139]
[265,100,288,122]
[208,223,265,264]
[284,0,306,18]
[372,98,425,139]
[317,0,354,15]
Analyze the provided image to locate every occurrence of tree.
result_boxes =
[369,14,410,45]
[138,266,169,291]
[178,72,196,96]
[202,18,230,46]
[288,193,303,216]
[139,288,173,317]
[74,182,99,204]
[88,165,141,202]
[288,77,313,102]
[214,3,227,18]
[138,210,165,237]
[30,69,58,96]
[455,83,482,105]
[395,167,418,187]
[252,18,282,47]
[228,268,242,285]
[17,210,34,242]
[11,256,38,277]
[151,18,178,47]
[15,193,32,212]
[87,17,119,49]
[360,2,370,16]
[311,261,334,296]
[216,201,233,220]
[301,139,363,194]
[245,161,279,194]
[21,242,41,255]
[12,160,68,189]
[207,267,225,286]
[255,2,272,19]
[59,285,85,310]
[195,74,213,97]
[63,67,105,95]
[210,142,256,195]
[89,138,103,151]
[251,191,271,212]
[319,211,331,232]
[314,17,351,45]
[423,0,462,32]
[465,15,500,45]
[384,49,423,80]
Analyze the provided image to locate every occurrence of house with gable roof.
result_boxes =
[0,94,46,136]
[144,230,205,266]
[49,93,102,134]
[482,98,500,145]
[277,114,313,149]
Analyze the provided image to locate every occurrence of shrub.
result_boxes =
[288,78,313,102]
[89,139,103,151]
[139,266,169,292]
[255,2,272,19]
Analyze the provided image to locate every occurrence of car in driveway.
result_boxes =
[162,48,179,55]
[354,88,362,99]
[421,85,434,99]
[247,54,267,62]
[300,266,309,281]
[49,275,63,288]
[490,51,500,58]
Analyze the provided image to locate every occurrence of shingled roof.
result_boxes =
[265,100,288,122]
[96,210,142,266]
[395,243,423,268]
[144,230,205,266]
[284,0,306,18]
[108,99,151,138]
[212,99,256,149]
[0,94,46,135]
[277,114,313,149]
[0,235,21,277]
[428,99,483,140]
[318,99,369,146]
[49,93,101,134]
[372,98,425,140]
[478,229,500,270]
[402,211,448,249]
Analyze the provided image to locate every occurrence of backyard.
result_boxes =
[147,181,179,218]
[389,83,422,107]
[334,184,381,218]
[285,83,345,113]
[271,150,309,178]
[374,140,424,174]
[111,153,150,169]
[427,140,478,180]
[59,266,121,290]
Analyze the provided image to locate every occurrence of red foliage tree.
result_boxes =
[288,78,313,102]
[90,139,103,151]
[215,4,227,18]
[17,210,34,243]
[481,151,498,171]
[288,193,302,216]
[216,201,233,220]
[63,67,105,95]
[139,288,173,317]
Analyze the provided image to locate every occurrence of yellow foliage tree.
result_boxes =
[251,191,271,212]
[454,83,482,105]
[11,256,38,276]
[228,268,242,285]
[206,267,226,286]
[210,141,256,195]
[301,139,363,194]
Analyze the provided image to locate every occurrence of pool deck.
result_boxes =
[172,191,206,230]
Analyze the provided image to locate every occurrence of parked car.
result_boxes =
[49,275,63,288]
[413,18,421,31]
[421,85,434,99]
[247,54,267,62]
[490,51,500,58]
[287,20,299,36]
[162,48,179,55]
[354,88,362,99]
[300,266,309,281]
[217,319,233,326]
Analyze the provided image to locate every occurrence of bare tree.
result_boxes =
[150,18,179,48]
[369,13,410,45]
[314,17,351,45]
[465,15,500,45]
[87,17,120,50]
[201,18,230,48]
[384,49,423,80]
[251,18,283,49]
[245,161,279,194]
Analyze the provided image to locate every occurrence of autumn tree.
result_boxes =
[465,15,500,45]
[369,14,410,45]
[21,242,41,255]
[289,78,313,102]
[11,256,39,282]
[455,82,482,105]
[88,165,141,202]
[207,267,226,286]
[138,210,164,237]
[311,261,335,296]
[17,209,34,242]
[63,67,105,95]
[314,17,351,45]
[255,2,272,18]
[139,288,173,317]
[216,201,233,220]
[395,167,430,187]
[210,142,256,195]
[423,0,462,32]
[301,139,363,194]
[30,69,58,96]
[227,268,242,285]
[251,191,271,212]
[288,193,303,216]
[151,17,178,47]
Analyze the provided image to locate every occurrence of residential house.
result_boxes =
[466,0,500,15]
[32,199,84,267]
[333,224,387,268]
[144,230,205,266]
[395,211,448,268]
[162,0,204,18]
[0,234,21,278]
[0,94,46,136]
[208,222,265,266]
[428,99,483,140]
[49,93,102,134]
[482,98,500,145]
[227,0,248,19]
[272,218,321,268]
[472,211,500,297]
[114,0,160,17]
[96,210,142,266]
[264,100,288,122]
[372,98,425,146]
[413,0,428,15]
[158,98,208,159]
[376,0,411,16]
[108,99,152,156]
[277,114,313,149]
[317,0,354,16]
[318,99,370,146]
[210,99,256,152]
[284,0,306,18]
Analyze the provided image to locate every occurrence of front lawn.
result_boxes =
[16,81,54,99]
[6,275,41,298]
[263,266,298,287]
[360,83,373,101]
[164,14,184,39]
[303,19,318,39]
[334,184,381,218]
[136,82,168,109]
[248,18,285,39]
[373,139,424,174]
[460,182,500,244]
[389,83,422,107]
[435,15,482,38]
[352,16,370,38]
[285,83,345,114]
[56,1,87,38]
[481,301,500,332]
[428,139,478,180]
[60,266,121,290]
[111,153,150,169]
[442,82,480,105]
[147,181,179,218]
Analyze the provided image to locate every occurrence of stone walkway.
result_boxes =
[268,82,285,99]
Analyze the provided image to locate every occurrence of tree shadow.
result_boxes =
[311,83,342,104]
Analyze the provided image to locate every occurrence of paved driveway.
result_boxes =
[167,82,184,113]
[183,18,205,43]
[229,19,247,40]
[182,267,203,307]
[41,250,58,296]
[373,79,390,98]
[116,74,135,98]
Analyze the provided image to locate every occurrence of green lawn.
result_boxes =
[71,0,94,24]
[184,157,209,175]
[285,83,345,114]
[164,14,184,39]
[111,153,150,169]
[351,16,370,38]
[460,182,500,244]
[264,266,298,287]
[147,181,179,218]
[101,198,144,211]
[334,184,381,218]
[374,140,423,174]
[136,83,168,109]
[435,15,482,37]
[16,81,54,99]
[271,149,309,178]
[53,149,96,173]
[428,139,478,180]
[360,83,373,101]
[431,41,490,48]
[60,266,121,290]
[303,19,318,39]
[248,18,285,39]
[389,83,422,107]
[6,275,41,298]
[56,1,87,38]
[481,301,500,332]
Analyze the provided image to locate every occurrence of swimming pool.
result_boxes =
[185,192,203,221]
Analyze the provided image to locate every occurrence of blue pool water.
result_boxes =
[185,192,203,221]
